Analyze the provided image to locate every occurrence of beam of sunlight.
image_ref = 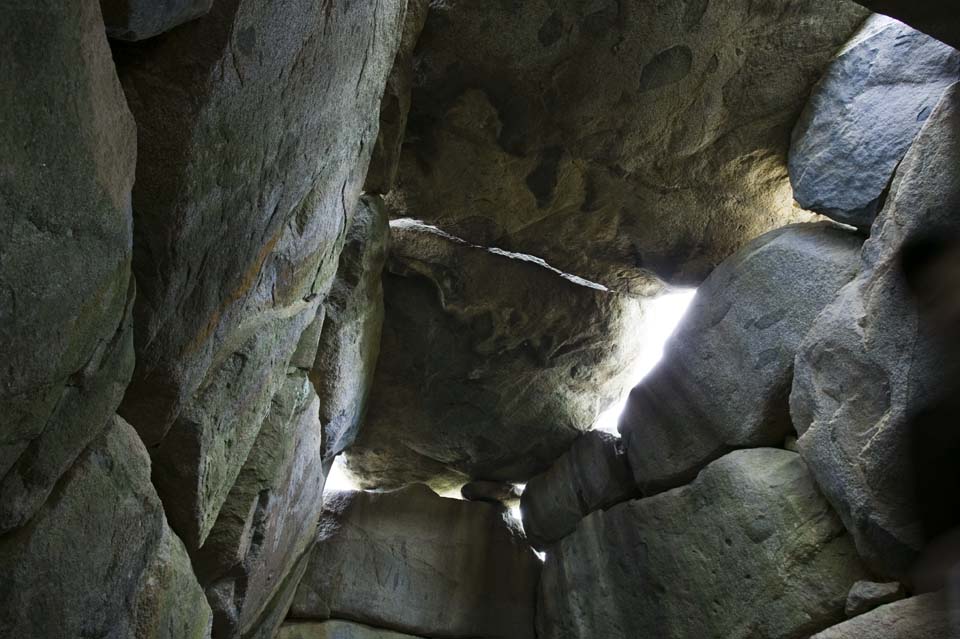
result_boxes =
[323,455,359,494]
[593,289,696,434]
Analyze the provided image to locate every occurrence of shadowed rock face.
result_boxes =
[343,221,645,491]
[111,0,407,549]
[0,0,136,533]
[100,0,213,41]
[791,83,960,580]
[0,417,212,639]
[538,449,869,639]
[279,621,425,639]
[852,1,960,50]
[812,593,955,639]
[619,223,862,494]
[311,196,390,463]
[193,368,326,639]
[363,0,430,195]
[520,430,638,550]
[790,15,960,229]
[386,0,867,293]
[290,485,541,639]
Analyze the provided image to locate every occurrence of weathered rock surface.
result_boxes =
[311,196,389,461]
[112,0,406,548]
[846,581,907,618]
[279,621,424,639]
[364,0,430,194]
[791,83,960,579]
[620,223,862,493]
[387,0,866,292]
[813,593,955,638]
[100,0,213,41]
[461,480,523,506]
[0,0,136,533]
[195,366,326,639]
[537,449,869,639]
[290,485,541,639]
[520,430,637,549]
[344,221,644,491]
[0,417,212,638]
[790,15,960,228]
[134,522,214,639]
[853,1,960,50]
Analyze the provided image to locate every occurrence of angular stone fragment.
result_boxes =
[790,15,960,228]
[520,430,637,549]
[853,1,960,50]
[537,449,869,639]
[846,581,907,618]
[311,195,389,461]
[363,0,430,194]
[194,368,326,639]
[813,592,956,639]
[290,485,541,639]
[112,0,406,548]
[345,221,644,491]
[100,0,213,41]
[0,417,211,639]
[279,621,425,639]
[620,223,862,493]
[0,0,136,533]
[387,0,866,292]
[791,84,960,579]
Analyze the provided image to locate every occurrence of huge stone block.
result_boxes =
[790,15,960,228]
[387,0,866,292]
[520,430,637,549]
[112,0,406,548]
[0,0,136,532]
[620,223,861,493]
[194,368,326,639]
[290,485,541,639]
[0,417,211,639]
[791,83,960,579]
[537,449,869,639]
[311,195,389,462]
[344,221,644,491]
[812,593,956,639]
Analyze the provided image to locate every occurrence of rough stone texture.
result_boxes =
[134,522,214,639]
[790,84,960,579]
[620,223,862,494]
[363,0,430,194]
[344,221,645,491]
[0,0,136,533]
[853,2,960,50]
[0,417,212,638]
[537,449,869,639]
[290,485,541,639]
[279,621,425,639]
[100,0,213,41]
[789,15,960,228]
[813,593,956,638]
[520,430,637,550]
[112,0,406,549]
[461,480,523,506]
[846,581,907,618]
[386,0,867,293]
[194,366,326,639]
[239,550,313,639]
[311,195,389,462]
